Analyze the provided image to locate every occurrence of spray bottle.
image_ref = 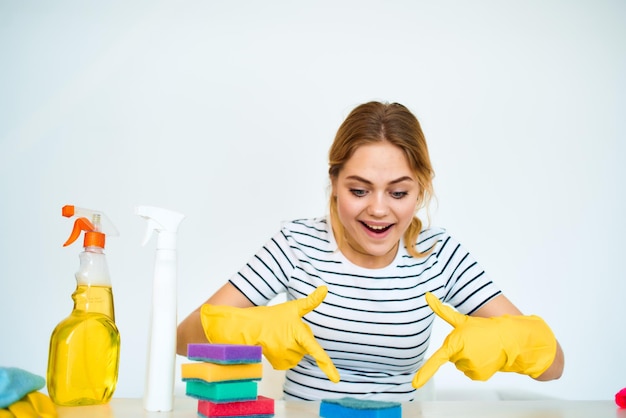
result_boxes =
[47,205,121,406]
[136,205,185,412]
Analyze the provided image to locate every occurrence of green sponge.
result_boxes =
[320,397,402,418]
[186,379,258,403]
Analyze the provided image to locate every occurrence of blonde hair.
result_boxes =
[328,101,435,258]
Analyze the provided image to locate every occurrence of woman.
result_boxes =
[177,101,564,401]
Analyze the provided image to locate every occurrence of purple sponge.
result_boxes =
[320,397,401,418]
[187,343,262,364]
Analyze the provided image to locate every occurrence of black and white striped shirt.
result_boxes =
[229,217,501,401]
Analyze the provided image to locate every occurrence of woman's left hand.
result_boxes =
[412,292,557,389]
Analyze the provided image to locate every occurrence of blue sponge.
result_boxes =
[320,397,401,418]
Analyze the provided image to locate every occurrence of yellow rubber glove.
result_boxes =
[6,392,57,418]
[200,286,340,383]
[23,393,56,418]
[413,292,557,389]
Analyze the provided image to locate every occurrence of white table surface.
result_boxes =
[54,397,625,418]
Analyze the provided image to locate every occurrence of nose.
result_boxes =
[367,193,389,218]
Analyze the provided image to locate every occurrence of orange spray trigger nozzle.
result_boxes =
[61,204,119,243]
[62,205,76,218]
[64,217,97,247]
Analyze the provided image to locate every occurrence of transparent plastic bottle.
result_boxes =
[47,206,121,406]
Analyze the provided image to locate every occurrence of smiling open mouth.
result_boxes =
[361,222,393,233]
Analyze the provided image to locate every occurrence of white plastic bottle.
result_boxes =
[136,205,185,412]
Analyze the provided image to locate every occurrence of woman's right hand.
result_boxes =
[200,286,340,383]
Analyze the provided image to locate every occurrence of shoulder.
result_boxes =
[280,217,330,238]
[278,216,333,248]
[414,226,450,254]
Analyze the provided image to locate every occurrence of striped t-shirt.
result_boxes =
[229,217,500,401]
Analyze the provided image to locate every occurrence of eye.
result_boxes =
[350,188,368,197]
[391,191,408,199]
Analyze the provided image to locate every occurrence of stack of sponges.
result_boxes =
[181,343,274,418]
[320,397,401,418]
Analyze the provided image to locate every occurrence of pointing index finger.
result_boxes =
[296,326,340,383]
[412,344,454,389]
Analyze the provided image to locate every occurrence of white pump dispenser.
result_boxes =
[136,205,185,412]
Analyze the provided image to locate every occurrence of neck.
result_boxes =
[339,233,399,269]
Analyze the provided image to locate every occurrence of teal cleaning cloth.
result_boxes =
[0,367,45,408]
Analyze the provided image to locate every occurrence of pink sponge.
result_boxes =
[197,395,274,417]
[188,344,262,364]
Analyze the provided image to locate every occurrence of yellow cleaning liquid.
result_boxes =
[47,285,120,406]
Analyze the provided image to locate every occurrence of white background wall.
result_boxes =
[1,0,624,402]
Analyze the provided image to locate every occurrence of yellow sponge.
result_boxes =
[181,362,263,383]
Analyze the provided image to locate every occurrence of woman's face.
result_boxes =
[331,141,420,269]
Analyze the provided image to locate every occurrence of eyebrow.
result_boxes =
[345,175,415,185]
